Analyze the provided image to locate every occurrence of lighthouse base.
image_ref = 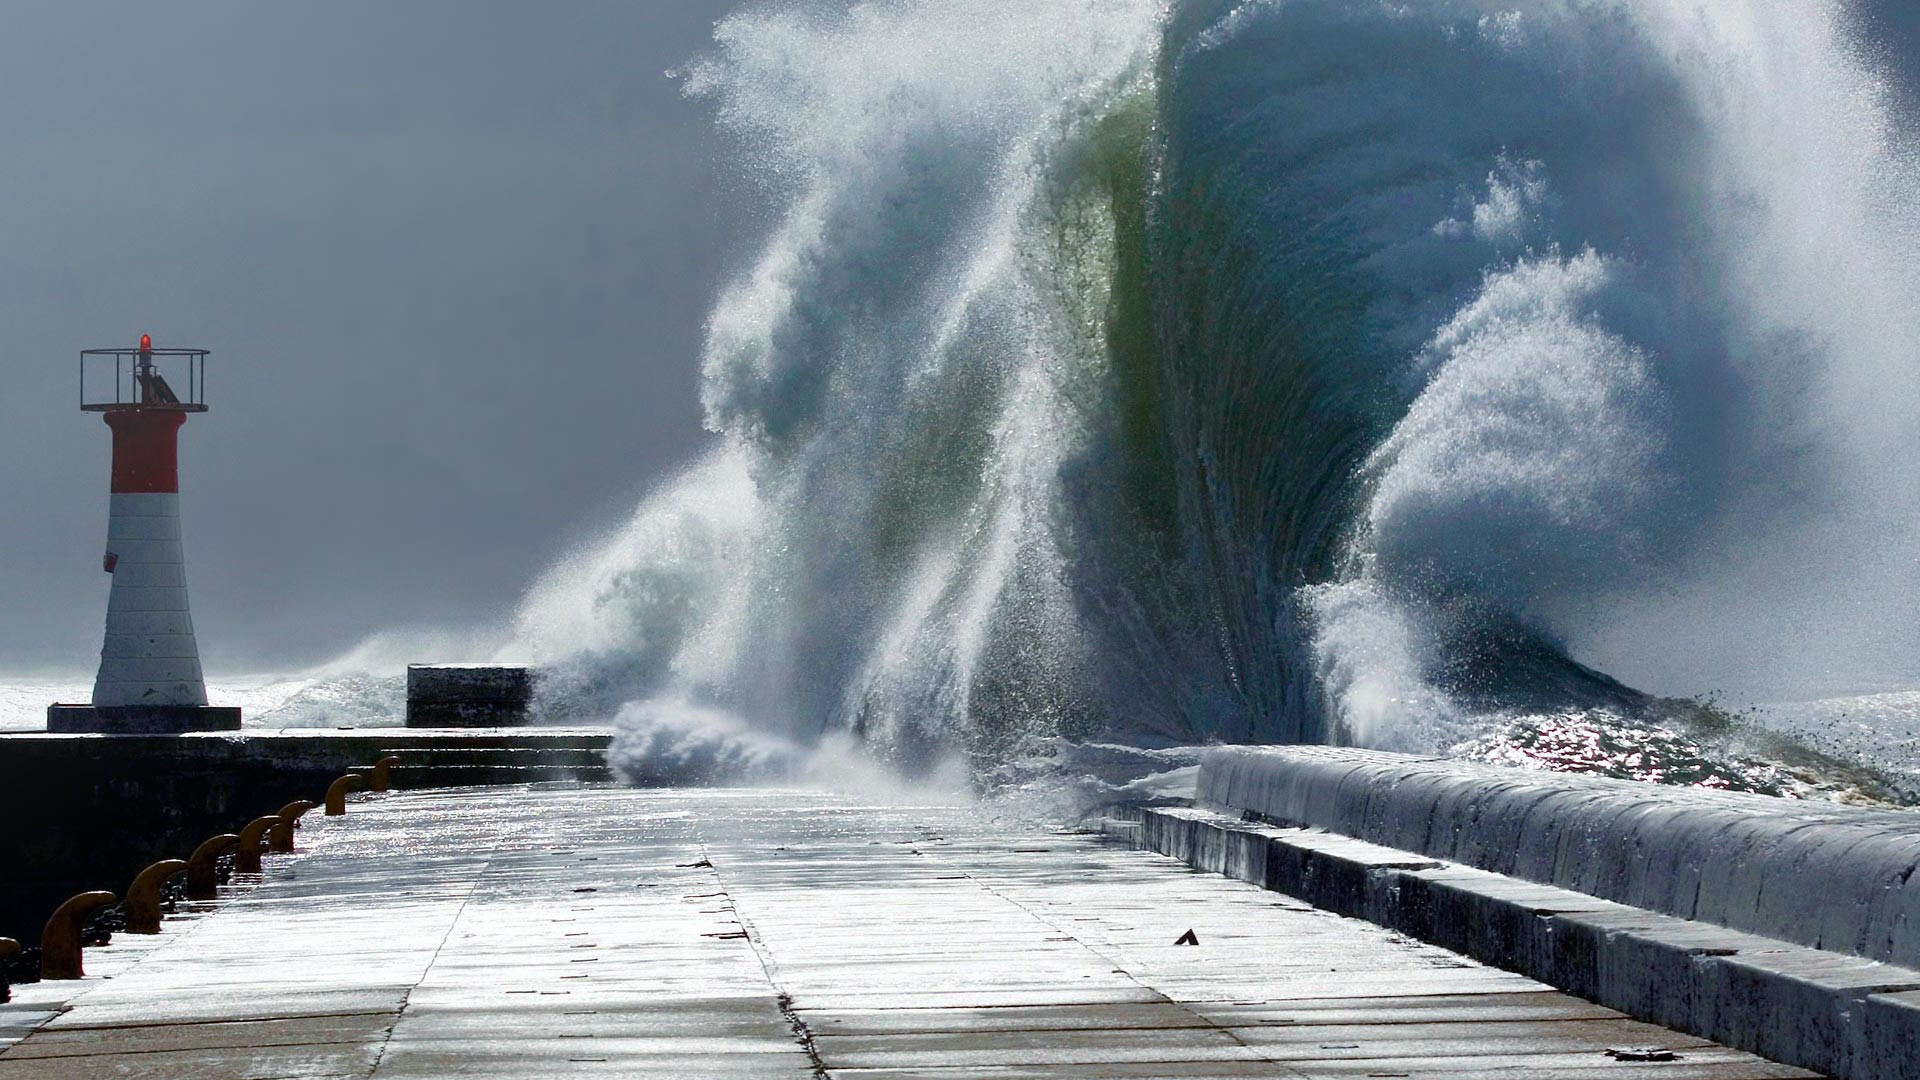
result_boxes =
[46,704,243,735]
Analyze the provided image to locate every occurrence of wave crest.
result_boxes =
[516,0,1920,781]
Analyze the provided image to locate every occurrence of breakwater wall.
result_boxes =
[1111,746,1920,1080]
[1203,746,1920,969]
[0,729,610,948]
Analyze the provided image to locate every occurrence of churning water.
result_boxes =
[511,0,1920,799]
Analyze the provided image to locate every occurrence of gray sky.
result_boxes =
[0,2,750,673]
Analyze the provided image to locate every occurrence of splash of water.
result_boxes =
[515,0,1920,789]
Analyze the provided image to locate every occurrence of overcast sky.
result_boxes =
[0,2,750,673]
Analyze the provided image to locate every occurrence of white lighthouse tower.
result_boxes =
[48,335,240,733]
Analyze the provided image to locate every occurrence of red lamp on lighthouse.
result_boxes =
[47,336,241,733]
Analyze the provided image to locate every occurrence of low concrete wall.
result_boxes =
[1111,802,1920,1080]
[0,728,609,948]
[406,665,533,727]
[1202,746,1920,970]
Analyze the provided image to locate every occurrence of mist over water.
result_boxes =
[513,0,1920,791]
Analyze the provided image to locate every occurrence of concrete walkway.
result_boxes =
[0,785,1822,1078]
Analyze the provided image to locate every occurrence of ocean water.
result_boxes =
[15,1,1920,804]
[0,675,404,733]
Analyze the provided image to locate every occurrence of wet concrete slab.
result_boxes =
[0,785,1824,1078]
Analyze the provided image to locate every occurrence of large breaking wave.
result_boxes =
[513,0,1920,789]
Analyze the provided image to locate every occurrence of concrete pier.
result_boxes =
[0,783,1818,1078]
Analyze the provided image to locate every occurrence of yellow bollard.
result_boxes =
[368,755,402,793]
[42,891,117,980]
[325,773,364,816]
[269,800,318,853]
[186,834,239,900]
[235,815,279,874]
[124,859,188,934]
[0,937,19,1003]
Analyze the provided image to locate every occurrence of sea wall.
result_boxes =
[0,729,609,947]
[1107,746,1920,1080]
[1200,745,1920,970]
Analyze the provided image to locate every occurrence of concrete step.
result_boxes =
[378,749,610,764]
[386,763,612,787]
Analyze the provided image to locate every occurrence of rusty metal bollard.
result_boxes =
[186,833,240,900]
[42,891,117,980]
[0,937,18,1003]
[235,815,279,874]
[367,755,402,793]
[125,859,188,934]
[269,800,318,853]
[325,773,364,816]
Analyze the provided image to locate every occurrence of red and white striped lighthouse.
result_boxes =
[48,336,240,733]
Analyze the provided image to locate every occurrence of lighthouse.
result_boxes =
[47,336,240,733]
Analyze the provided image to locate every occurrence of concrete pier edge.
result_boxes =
[0,728,612,950]
[45,704,242,734]
[1107,746,1920,1080]
[1198,746,1920,968]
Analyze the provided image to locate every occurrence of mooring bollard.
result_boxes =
[325,773,364,816]
[0,937,19,1003]
[186,833,240,900]
[124,859,189,934]
[368,755,402,793]
[235,815,279,874]
[41,891,117,980]
[269,800,318,853]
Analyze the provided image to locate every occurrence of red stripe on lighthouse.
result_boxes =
[104,411,186,493]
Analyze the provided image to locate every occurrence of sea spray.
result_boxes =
[511,0,1920,790]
